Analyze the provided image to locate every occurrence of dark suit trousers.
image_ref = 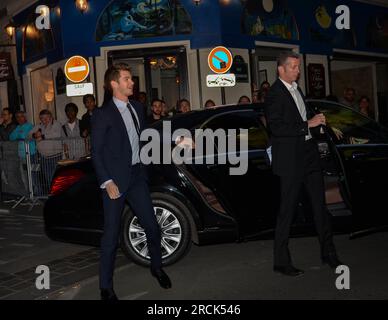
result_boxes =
[274,140,336,267]
[99,164,162,289]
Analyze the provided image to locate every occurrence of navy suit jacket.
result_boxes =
[91,98,146,193]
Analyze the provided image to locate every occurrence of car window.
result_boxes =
[201,110,269,151]
[308,101,388,145]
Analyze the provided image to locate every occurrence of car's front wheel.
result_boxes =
[120,194,192,266]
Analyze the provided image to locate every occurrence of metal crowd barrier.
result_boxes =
[0,137,90,210]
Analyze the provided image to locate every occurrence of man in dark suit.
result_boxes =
[264,52,342,277]
[91,63,171,301]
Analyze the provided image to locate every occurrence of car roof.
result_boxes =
[152,103,265,131]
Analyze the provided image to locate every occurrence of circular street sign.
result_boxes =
[64,55,90,83]
[208,46,233,74]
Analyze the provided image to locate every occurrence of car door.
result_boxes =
[310,100,388,235]
[189,109,277,237]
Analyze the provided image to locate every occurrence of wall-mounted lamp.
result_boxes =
[219,0,232,6]
[193,0,201,6]
[5,20,17,39]
[75,0,89,14]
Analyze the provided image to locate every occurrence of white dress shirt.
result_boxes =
[280,78,312,141]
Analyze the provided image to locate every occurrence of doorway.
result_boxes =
[108,46,188,114]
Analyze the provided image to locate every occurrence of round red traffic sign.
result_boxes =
[208,46,233,74]
[64,56,90,83]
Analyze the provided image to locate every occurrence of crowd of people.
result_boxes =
[0,76,374,198]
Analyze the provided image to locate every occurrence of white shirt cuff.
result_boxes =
[100,179,113,189]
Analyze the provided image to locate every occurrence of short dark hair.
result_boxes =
[82,94,95,104]
[178,99,190,106]
[204,99,216,107]
[15,110,26,116]
[277,52,300,67]
[359,95,370,103]
[2,108,12,115]
[345,87,356,94]
[104,63,131,93]
[151,98,162,105]
[39,109,52,117]
[65,103,78,114]
[238,95,251,104]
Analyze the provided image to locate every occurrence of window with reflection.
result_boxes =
[309,101,388,145]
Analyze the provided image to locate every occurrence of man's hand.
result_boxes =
[106,181,121,200]
[176,136,195,149]
[308,113,326,128]
[331,127,344,140]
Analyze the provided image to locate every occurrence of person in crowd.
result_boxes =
[260,81,271,93]
[80,94,97,138]
[358,96,372,117]
[9,111,36,194]
[29,109,63,195]
[204,99,216,109]
[264,52,342,277]
[91,63,171,301]
[238,95,251,105]
[161,100,167,117]
[253,90,266,103]
[0,108,17,141]
[147,98,164,125]
[339,87,357,109]
[178,99,191,113]
[62,103,85,160]
[138,91,148,115]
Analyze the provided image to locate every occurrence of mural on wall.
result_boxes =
[22,13,55,62]
[309,3,356,48]
[240,0,299,40]
[96,0,192,42]
[366,14,388,50]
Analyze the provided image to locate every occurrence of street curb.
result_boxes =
[0,209,11,214]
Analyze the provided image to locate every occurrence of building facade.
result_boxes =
[1,0,388,125]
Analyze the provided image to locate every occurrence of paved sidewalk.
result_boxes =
[44,233,388,300]
[0,199,123,300]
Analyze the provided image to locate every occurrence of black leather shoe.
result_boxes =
[273,265,304,277]
[322,254,343,269]
[151,268,172,289]
[100,288,119,301]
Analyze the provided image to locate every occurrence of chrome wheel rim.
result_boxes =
[128,206,182,259]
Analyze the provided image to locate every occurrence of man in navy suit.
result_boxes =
[265,52,342,277]
[91,63,171,301]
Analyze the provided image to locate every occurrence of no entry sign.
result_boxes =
[64,56,90,83]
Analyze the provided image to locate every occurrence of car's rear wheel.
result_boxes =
[120,194,192,266]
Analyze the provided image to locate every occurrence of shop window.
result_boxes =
[30,66,56,124]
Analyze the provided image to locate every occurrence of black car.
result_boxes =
[44,101,388,266]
